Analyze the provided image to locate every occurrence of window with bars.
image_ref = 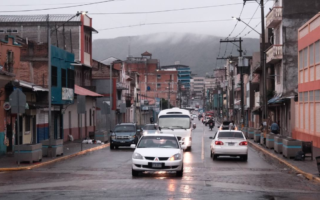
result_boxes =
[316,41,320,64]
[52,66,58,87]
[157,83,161,88]
[157,74,161,79]
[310,44,314,65]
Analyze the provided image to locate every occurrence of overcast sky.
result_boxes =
[0,0,274,39]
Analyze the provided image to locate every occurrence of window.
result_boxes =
[6,29,18,33]
[299,92,303,102]
[157,83,161,88]
[157,74,161,79]
[310,44,314,65]
[316,41,320,64]
[304,48,308,68]
[52,66,58,86]
[5,51,14,73]
[67,69,74,88]
[315,90,320,101]
[304,92,308,102]
[310,91,314,102]
[299,50,303,69]
[0,30,4,33]
[61,69,66,87]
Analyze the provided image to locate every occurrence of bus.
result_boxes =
[158,107,196,151]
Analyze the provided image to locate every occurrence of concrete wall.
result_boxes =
[63,96,96,141]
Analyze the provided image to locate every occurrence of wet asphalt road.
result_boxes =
[0,120,320,200]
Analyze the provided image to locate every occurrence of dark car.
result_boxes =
[220,121,232,130]
[110,123,142,149]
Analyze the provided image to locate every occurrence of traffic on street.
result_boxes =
[0,113,319,200]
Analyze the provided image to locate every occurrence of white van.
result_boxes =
[158,107,196,151]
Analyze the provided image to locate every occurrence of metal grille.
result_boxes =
[116,136,130,140]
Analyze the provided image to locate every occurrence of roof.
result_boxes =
[0,14,81,22]
[14,80,48,91]
[141,51,152,56]
[100,57,121,66]
[158,107,191,117]
[75,85,103,97]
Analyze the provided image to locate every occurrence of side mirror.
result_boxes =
[209,136,214,139]
[217,126,220,128]
[130,144,136,149]
[137,129,141,132]
[181,144,187,150]
[193,123,196,129]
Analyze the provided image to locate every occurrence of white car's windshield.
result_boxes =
[218,132,244,139]
[137,136,179,149]
[159,115,190,129]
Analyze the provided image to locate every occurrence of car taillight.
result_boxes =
[215,141,224,145]
[239,141,248,146]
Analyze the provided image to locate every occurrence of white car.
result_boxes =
[131,134,185,177]
[209,130,248,161]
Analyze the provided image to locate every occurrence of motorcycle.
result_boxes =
[209,122,214,131]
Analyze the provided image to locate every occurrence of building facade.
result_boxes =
[294,13,320,148]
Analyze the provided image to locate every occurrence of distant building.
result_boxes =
[161,64,191,89]
[193,77,205,99]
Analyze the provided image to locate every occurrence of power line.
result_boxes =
[242,21,261,37]
[0,2,86,6]
[90,3,244,15]
[234,4,260,38]
[0,0,120,13]
[98,18,259,31]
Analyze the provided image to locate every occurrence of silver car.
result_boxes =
[209,130,248,161]
[142,124,159,135]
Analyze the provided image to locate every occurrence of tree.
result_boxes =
[161,98,173,109]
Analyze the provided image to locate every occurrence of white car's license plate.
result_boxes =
[228,143,235,146]
[152,163,162,168]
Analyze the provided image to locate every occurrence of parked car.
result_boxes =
[142,124,159,135]
[209,130,248,161]
[110,123,142,149]
[131,134,185,177]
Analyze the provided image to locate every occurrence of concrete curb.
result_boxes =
[248,140,320,183]
[0,143,110,172]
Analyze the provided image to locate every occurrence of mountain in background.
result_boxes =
[93,33,260,76]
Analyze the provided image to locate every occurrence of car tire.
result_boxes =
[110,144,114,150]
[132,169,139,177]
[210,150,213,158]
[187,146,192,152]
[213,154,218,160]
[241,155,248,161]
[115,145,119,149]
[176,165,183,177]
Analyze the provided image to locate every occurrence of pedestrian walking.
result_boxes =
[271,121,280,134]
[229,121,234,130]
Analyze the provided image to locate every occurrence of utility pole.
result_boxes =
[167,76,172,109]
[243,0,267,126]
[47,14,52,142]
[220,38,244,127]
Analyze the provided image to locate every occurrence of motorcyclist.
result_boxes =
[207,117,215,130]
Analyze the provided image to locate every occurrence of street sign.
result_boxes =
[9,89,26,114]
[77,95,86,114]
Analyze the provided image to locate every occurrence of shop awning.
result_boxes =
[14,80,48,91]
[75,85,103,97]
[268,93,283,105]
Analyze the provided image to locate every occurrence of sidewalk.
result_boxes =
[0,140,109,171]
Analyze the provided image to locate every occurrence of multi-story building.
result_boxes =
[193,77,205,99]
[161,64,191,89]
[124,52,178,117]
[294,13,320,148]
[265,0,320,136]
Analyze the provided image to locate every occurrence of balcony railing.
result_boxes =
[266,7,282,28]
[266,45,283,64]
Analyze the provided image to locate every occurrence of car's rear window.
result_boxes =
[114,125,135,132]
[222,121,231,125]
[218,132,244,139]
[143,125,156,130]
[137,136,179,149]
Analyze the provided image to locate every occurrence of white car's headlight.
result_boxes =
[132,152,143,159]
[143,131,148,135]
[169,153,182,161]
